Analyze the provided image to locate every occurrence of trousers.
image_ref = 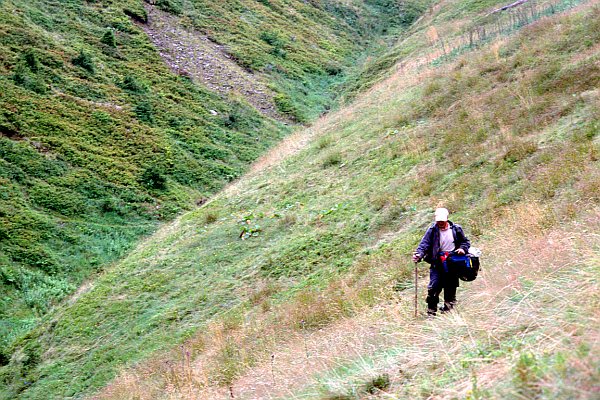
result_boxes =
[427,262,460,311]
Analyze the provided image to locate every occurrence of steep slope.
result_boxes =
[0,0,284,361]
[142,0,429,122]
[95,3,599,397]
[142,5,283,120]
[196,208,598,399]
[0,0,423,363]
[94,2,599,398]
[2,0,599,398]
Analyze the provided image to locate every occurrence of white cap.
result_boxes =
[434,207,449,222]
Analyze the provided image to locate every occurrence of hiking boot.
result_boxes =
[439,301,456,313]
[426,308,437,318]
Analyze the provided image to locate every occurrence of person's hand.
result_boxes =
[412,252,422,263]
[456,248,465,255]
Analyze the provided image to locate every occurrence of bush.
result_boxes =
[120,75,145,93]
[28,184,86,216]
[322,151,342,168]
[222,102,259,130]
[123,6,148,23]
[100,29,116,47]
[134,100,155,124]
[325,63,342,76]
[12,65,47,94]
[203,211,218,225]
[139,165,167,190]
[259,31,286,48]
[156,0,183,16]
[72,50,95,73]
[23,50,41,72]
[398,1,425,27]
[503,140,538,163]
[364,373,391,394]
[270,47,287,58]
[274,93,304,121]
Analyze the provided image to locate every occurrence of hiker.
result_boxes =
[412,207,470,316]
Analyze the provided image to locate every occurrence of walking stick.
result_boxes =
[414,261,418,318]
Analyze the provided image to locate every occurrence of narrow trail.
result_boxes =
[140,5,285,121]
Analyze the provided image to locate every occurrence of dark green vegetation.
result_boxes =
[0,0,428,369]
[0,0,285,360]
[149,0,431,121]
[2,1,599,398]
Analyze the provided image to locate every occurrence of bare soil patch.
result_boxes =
[141,5,285,121]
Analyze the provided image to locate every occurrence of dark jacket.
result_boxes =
[416,221,470,265]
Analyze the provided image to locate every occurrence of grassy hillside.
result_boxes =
[342,0,588,100]
[0,0,423,363]
[147,0,429,122]
[0,0,286,361]
[2,0,599,399]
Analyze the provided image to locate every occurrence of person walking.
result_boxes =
[412,208,470,316]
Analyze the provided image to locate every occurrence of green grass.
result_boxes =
[157,0,429,120]
[0,0,428,363]
[343,0,589,100]
[2,1,600,399]
[0,0,291,358]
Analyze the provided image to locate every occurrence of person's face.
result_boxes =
[436,220,448,229]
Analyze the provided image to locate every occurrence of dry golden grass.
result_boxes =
[94,199,599,400]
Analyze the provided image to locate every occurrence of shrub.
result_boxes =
[134,100,155,125]
[503,140,538,163]
[120,75,145,93]
[0,348,9,367]
[270,47,287,58]
[325,62,342,76]
[139,165,167,190]
[364,373,391,394]
[398,1,425,27]
[12,65,47,94]
[156,0,183,16]
[72,50,95,73]
[28,184,85,216]
[259,30,286,48]
[260,30,287,58]
[317,136,332,150]
[123,6,148,23]
[322,151,342,167]
[222,102,259,130]
[203,211,218,225]
[23,50,41,72]
[274,93,299,119]
[100,29,116,47]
